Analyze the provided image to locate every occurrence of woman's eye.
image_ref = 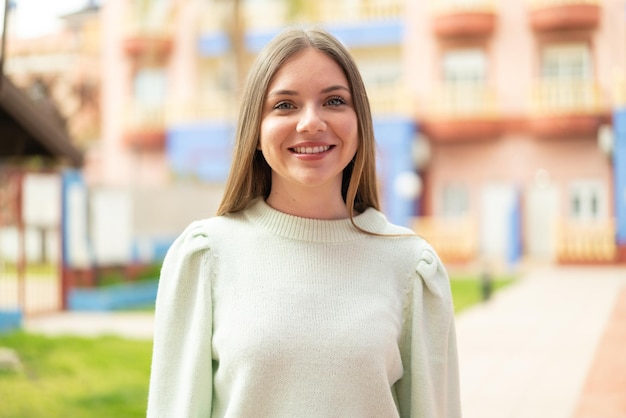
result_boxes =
[273,101,294,110]
[326,96,347,107]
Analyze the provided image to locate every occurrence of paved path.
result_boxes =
[24,311,154,340]
[573,287,626,418]
[20,265,626,417]
[456,265,626,418]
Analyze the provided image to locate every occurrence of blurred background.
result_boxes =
[0,0,624,314]
[0,1,625,417]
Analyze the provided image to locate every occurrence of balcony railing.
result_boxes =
[122,4,173,58]
[168,84,413,124]
[167,91,239,124]
[530,79,603,115]
[429,83,498,118]
[412,216,479,264]
[310,0,404,23]
[432,0,497,13]
[122,103,167,149]
[528,79,604,138]
[367,84,415,117]
[556,219,616,263]
[240,0,404,30]
[421,83,502,141]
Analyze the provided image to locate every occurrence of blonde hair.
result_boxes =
[216,27,380,220]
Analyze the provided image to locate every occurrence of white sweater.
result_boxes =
[147,198,461,418]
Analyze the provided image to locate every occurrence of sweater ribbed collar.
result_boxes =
[243,198,388,242]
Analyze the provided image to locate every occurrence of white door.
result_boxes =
[526,182,560,261]
[481,183,517,262]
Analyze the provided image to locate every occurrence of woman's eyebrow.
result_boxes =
[320,85,350,94]
[267,85,350,98]
[267,89,298,97]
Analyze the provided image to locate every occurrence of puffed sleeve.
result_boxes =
[147,221,214,418]
[395,246,462,417]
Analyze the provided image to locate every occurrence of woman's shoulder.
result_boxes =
[167,214,242,254]
[178,213,243,241]
[372,214,446,277]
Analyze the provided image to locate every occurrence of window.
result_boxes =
[540,44,594,110]
[441,49,487,113]
[442,183,469,218]
[569,180,606,221]
[356,52,401,89]
[541,44,592,80]
[134,68,166,106]
[442,48,486,85]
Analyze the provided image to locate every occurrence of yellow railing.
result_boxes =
[529,0,600,9]
[432,0,497,14]
[242,0,404,29]
[123,2,174,38]
[412,216,479,263]
[243,0,290,30]
[556,219,616,263]
[367,84,415,117]
[530,79,603,115]
[311,0,404,22]
[124,103,166,131]
[167,92,239,124]
[429,83,499,118]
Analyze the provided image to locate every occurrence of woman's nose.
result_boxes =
[296,106,326,133]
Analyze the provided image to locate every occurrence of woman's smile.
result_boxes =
[289,145,334,155]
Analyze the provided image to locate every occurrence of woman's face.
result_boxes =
[259,48,358,199]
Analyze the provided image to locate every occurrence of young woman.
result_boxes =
[147,27,461,418]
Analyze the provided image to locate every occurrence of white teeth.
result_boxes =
[292,146,331,154]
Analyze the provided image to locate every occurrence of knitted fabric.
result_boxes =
[147,198,461,417]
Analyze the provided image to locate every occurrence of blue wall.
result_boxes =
[374,117,418,227]
[507,189,522,265]
[167,122,234,182]
[614,109,626,245]
[201,20,404,57]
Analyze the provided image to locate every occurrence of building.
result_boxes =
[12,0,619,269]
[408,0,625,268]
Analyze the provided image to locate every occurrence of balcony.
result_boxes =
[367,84,415,117]
[420,83,502,142]
[122,7,173,59]
[556,219,616,264]
[240,0,403,31]
[432,0,497,38]
[412,216,478,264]
[167,91,239,125]
[528,79,604,138]
[529,0,601,33]
[122,103,166,150]
[308,0,404,23]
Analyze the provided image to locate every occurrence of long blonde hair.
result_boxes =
[216,27,380,220]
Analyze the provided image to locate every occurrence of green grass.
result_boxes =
[0,273,513,417]
[0,332,153,418]
[450,274,516,313]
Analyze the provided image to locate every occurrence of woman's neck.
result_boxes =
[265,187,349,220]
